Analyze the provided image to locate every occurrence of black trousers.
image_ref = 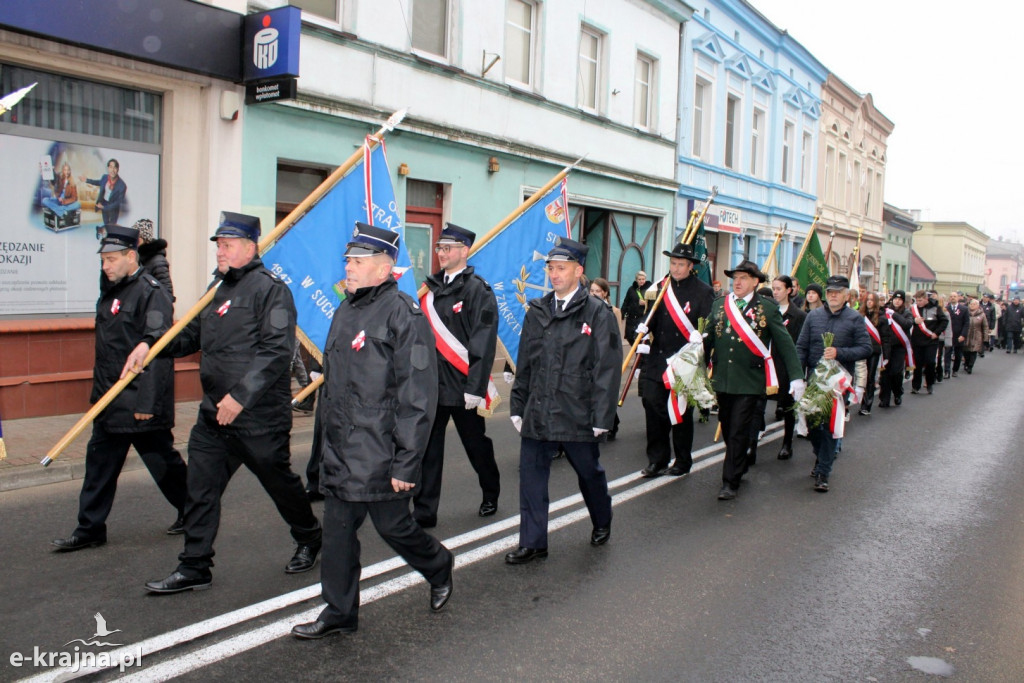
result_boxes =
[74,424,187,541]
[414,404,500,523]
[716,393,762,489]
[770,390,796,447]
[641,378,695,472]
[963,350,978,372]
[878,347,906,404]
[861,351,881,410]
[319,496,452,627]
[911,343,938,390]
[943,343,964,374]
[177,421,320,575]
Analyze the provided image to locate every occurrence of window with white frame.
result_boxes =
[837,152,847,208]
[692,77,711,160]
[750,107,765,177]
[291,0,340,22]
[412,0,448,58]
[800,132,812,190]
[724,95,740,170]
[782,121,794,184]
[578,25,603,112]
[824,146,835,202]
[505,0,535,86]
[634,53,655,129]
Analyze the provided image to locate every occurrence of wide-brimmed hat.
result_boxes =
[724,259,765,282]
[662,242,701,263]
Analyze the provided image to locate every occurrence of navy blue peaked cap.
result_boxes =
[545,236,588,267]
[437,222,475,247]
[345,222,400,260]
[211,211,261,242]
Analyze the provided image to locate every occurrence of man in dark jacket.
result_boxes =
[130,212,322,593]
[980,294,997,352]
[909,290,948,394]
[507,238,622,563]
[291,223,453,639]
[945,292,967,377]
[795,275,872,492]
[416,223,500,527]
[52,225,187,552]
[634,242,714,478]
[620,270,653,344]
[1004,296,1023,353]
[877,290,913,408]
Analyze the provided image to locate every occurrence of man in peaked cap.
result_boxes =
[702,259,803,500]
[633,241,714,479]
[415,223,501,527]
[506,237,622,563]
[127,211,322,593]
[52,225,188,552]
[293,222,453,638]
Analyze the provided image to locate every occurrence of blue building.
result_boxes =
[676,0,827,280]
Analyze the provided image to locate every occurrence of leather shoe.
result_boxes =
[145,571,212,593]
[717,486,737,501]
[926,385,933,395]
[478,501,497,517]
[505,547,548,564]
[590,527,611,546]
[777,444,793,460]
[291,619,357,639]
[640,464,667,478]
[894,396,902,406]
[666,465,690,476]
[166,515,185,535]
[285,543,321,574]
[430,554,454,611]
[51,535,105,552]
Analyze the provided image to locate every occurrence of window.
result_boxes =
[781,121,794,184]
[276,162,331,225]
[824,146,835,202]
[750,107,764,177]
[578,26,603,112]
[800,132,812,190]
[505,0,535,86]
[692,78,711,160]
[853,160,861,212]
[291,0,339,22]
[412,0,448,58]
[837,152,847,207]
[724,95,740,170]
[634,53,655,129]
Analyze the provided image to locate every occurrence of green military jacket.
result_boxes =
[703,292,802,396]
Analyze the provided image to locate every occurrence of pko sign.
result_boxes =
[243,6,301,82]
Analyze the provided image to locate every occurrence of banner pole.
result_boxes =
[789,212,820,278]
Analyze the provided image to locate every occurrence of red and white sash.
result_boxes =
[724,294,778,394]
[662,365,687,425]
[886,308,915,369]
[828,371,855,438]
[663,279,700,342]
[420,290,499,410]
[864,316,881,345]
[911,302,937,339]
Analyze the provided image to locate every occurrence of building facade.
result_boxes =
[913,221,989,296]
[881,202,918,295]
[985,238,1024,299]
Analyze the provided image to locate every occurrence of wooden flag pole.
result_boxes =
[760,224,786,276]
[789,212,821,278]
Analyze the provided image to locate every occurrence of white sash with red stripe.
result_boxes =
[420,290,499,411]
[864,316,881,345]
[724,294,779,394]
[827,369,855,438]
[886,308,915,369]
[911,302,937,339]
[663,279,700,342]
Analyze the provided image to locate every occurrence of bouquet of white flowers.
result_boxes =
[796,332,854,437]
[663,319,716,421]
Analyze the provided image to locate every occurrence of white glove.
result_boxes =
[593,428,608,437]
[636,343,651,355]
[635,323,648,335]
[854,386,865,404]
[633,368,641,381]
[309,371,322,382]
[789,379,806,401]
[511,415,522,433]
[464,393,484,411]
[503,371,515,384]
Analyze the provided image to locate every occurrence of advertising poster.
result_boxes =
[0,135,160,315]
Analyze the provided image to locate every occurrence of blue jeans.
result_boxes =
[808,425,840,479]
[1005,330,1019,352]
[42,197,81,216]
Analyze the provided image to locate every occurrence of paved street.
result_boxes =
[2,354,1023,681]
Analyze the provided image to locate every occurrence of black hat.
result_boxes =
[825,275,850,291]
[724,259,766,282]
[806,283,824,297]
[892,289,906,300]
[345,222,400,260]
[545,236,588,267]
[97,224,139,253]
[662,242,701,263]
[210,211,261,242]
[436,222,475,248]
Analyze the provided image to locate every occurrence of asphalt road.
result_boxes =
[2,353,1023,681]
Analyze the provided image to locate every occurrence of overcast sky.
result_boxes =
[751,0,1024,241]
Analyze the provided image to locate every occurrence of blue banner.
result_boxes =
[263,143,414,352]
[468,181,570,366]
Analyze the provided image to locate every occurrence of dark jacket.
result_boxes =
[139,239,174,301]
[640,274,714,385]
[771,302,807,391]
[620,279,654,341]
[423,266,497,406]
[93,266,174,432]
[318,277,437,501]
[980,300,996,330]
[879,303,912,355]
[84,174,127,224]
[909,299,948,346]
[796,303,873,376]
[511,287,622,442]
[946,302,968,342]
[860,309,883,355]
[1004,303,1023,334]
[167,258,296,435]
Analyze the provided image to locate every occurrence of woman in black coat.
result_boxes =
[769,276,806,459]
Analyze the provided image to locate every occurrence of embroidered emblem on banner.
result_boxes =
[217,300,231,317]
[351,330,366,351]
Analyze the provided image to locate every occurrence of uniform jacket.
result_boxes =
[423,266,497,406]
[318,277,437,501]
[946,302,968,341]
[909,299,948,346]
[703,292,802,395]
[93,266,174,432]
[620,279,653,338]
[511,287,622,442]
[796,303,873,377]
[640,274,715,385]
[167,258,296,435]
[139,238,174,300]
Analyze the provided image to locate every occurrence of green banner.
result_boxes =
[793,230,829,291]
[692,221,713,285]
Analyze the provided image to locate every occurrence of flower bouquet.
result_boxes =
[796,332,854,437]
[663,318,716,422]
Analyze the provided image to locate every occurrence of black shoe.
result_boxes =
[145,571,212,594]
[911,388,919,394]
[415,516,437,529]
[878,401,890,408]
[640,464,667,478]
[306,489,325,502]
[504,547,548,564]
[166,516,186,535]
[894,396,902,406]
[666,464,690,476]
[285,543,322,574]
[291,620,357,639]
[777,444,793,460]
[814,475,829,493]
[430,554,454,611]
[926,385,933,395]
[590,527,611,546]
[51,535,105,552]
[478,501,497,517]
[965,368,972,374]
[717,486,737,501]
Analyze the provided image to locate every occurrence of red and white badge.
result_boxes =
[351,330,366,351]
[452,301,464,313]
[581,322,592,336]
[110,299,121,315]
[217,300,231,317]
